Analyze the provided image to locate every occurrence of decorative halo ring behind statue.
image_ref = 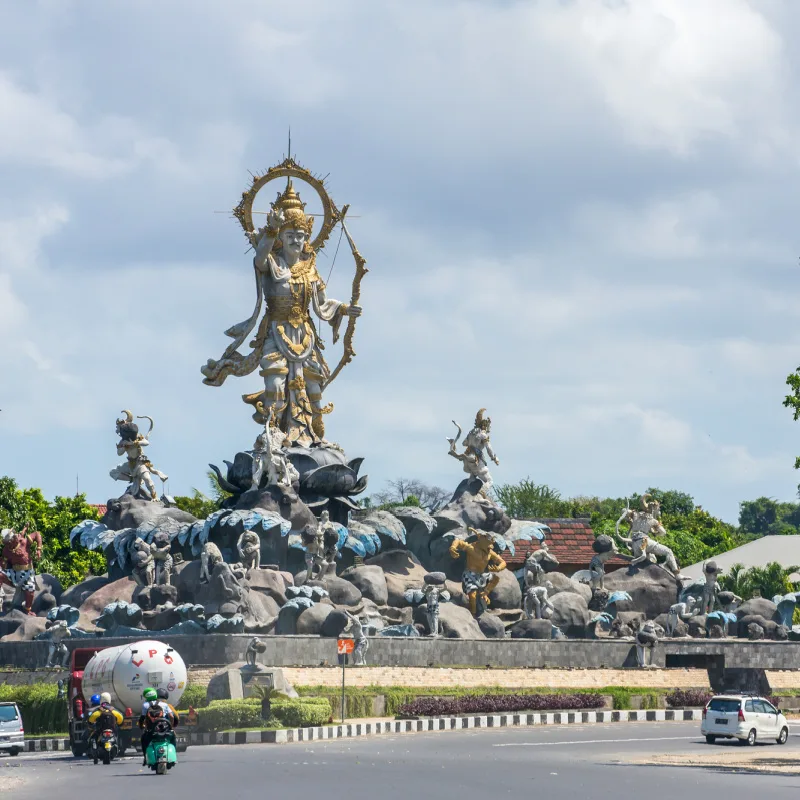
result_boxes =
[233,158,341,252]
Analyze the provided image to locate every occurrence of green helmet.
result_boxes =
[143,688,158,702]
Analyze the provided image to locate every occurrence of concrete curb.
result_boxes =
[24,709,702,751]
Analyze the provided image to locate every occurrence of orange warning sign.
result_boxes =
[337,639,355,655]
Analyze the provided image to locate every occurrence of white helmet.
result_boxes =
[100,692,111,705]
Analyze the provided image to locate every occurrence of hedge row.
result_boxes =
[297,685,662,714]
[397,693,605,718]
[665,690,713,709]
[0,684,66,735]
[195,697,332,731]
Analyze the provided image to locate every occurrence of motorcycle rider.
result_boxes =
[138,688,179,766]
[87,692,123,763]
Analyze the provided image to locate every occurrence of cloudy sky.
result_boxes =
[1,0,799,523]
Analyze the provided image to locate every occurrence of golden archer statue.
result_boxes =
[202,156,367,446]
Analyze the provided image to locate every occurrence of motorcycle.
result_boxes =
[91,729,118,765]
[145,719,177,775]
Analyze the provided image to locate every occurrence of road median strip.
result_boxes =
[21,708,702,751]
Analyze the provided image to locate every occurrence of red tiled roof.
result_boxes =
[90,504,107,517]
[505,518,627,571]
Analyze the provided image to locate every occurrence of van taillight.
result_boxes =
[738,708,745,722]
[702,706,707,719]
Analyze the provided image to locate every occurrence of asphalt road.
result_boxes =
[4,722,800,799]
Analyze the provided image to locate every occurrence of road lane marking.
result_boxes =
[494,736,696,747]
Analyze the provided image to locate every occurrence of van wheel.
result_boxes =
[740,729,757,746]
[8,748,20,757]
[705,735,716,744]
[777,727,789,745]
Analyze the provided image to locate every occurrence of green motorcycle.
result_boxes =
[145,719,178,775]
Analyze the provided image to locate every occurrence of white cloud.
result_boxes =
[538,0,786,155]
[1,0,800,523]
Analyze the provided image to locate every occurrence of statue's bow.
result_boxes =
[324,204,368,387]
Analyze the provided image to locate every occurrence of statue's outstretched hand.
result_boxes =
[345,304,362,318]
[266,208,285,233]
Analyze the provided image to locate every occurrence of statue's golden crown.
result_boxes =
[273,179,314,235]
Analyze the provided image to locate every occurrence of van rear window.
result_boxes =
[0,706,19,722]
[708,699,740,713]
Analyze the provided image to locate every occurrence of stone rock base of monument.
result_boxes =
[211,444,368,527]
[206,662,298,702]
[709,666,772,696]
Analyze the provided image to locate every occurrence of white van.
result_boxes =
[701,694,789,746]
[0,702,24,756]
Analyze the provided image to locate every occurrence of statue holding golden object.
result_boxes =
[201,156,365,447]
[449,528,507,617]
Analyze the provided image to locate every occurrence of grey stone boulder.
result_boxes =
[392,506,435,559]
[246,568,288,606]
[603,563,680,619]
[546,573,592,603]
[275,598,314,635]
[34,574,63,604]
[510,619,553,639]
[0,609,28,638]
[550,592,591,638]
[142,605,182,631]
[366,549,428,607]
[101,493,197,532]
[250,591,281,619]
[434,478,511,536]
[376,605,414,626]
[486,568,522,610]
[0,614,49,642]
[478,612,507,639]
[61,576,110,609]
[412,602,484,639]
[307,576,362,607]
[688,614,708,638]
[340,565,388,606]
[736,598,779,624]
[321,608,351,638]
[78,576,138,620]
[361,510,407,552]
[296,603,334,635]
[737,614,779,639]
[32,590,57,616]
[134,584,179,611]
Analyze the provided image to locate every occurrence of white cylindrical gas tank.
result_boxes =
[82,640,187,711]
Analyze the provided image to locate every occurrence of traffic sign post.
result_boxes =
[337,639,355,723]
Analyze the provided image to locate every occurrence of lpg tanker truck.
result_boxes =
[67,640,190,757]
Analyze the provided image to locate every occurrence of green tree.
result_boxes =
[739,496,800,536]
[718,563,750,599]
[784,366,800,474]
[0,476,105,587]
[745,562,800,599]
[494,479,573,518]
[718,562,800,602]
[173,470,229,519]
